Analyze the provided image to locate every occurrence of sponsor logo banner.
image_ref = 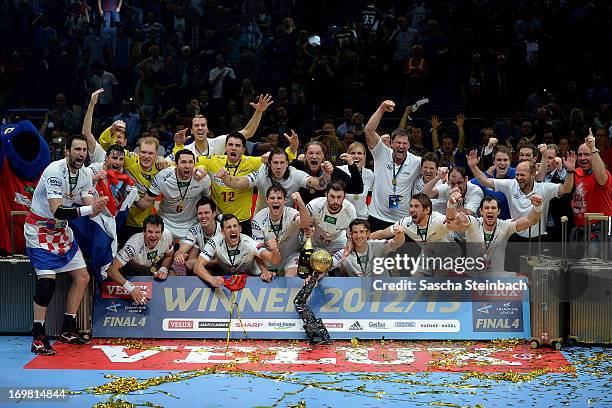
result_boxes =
[93,277,530,340]
[25,340,568,372]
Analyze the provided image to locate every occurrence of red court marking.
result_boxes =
[25,340,569,372]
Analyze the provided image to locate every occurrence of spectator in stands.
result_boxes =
[470,145,515,220]
[431,114,466,169]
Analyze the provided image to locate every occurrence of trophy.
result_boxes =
[293,247,333,345]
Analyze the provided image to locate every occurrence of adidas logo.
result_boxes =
[349,321,363,331]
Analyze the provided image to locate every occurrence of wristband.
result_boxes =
[533,205,542,213]
[123,280,136,293]
[78,205,93,217]
[447,203,457,209]
[158,266,168,274]
[591,149,600,154]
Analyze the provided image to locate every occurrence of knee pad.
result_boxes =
[34,278,56,307]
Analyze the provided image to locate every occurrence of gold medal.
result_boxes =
[392,178,397,186]
[309,188,315,194]
[150,266,157,274]
[353,194,360,200]
[176,199,184,213]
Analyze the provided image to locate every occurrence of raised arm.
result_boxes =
[515,194,543,232]
[430,115,441,150]
[259,239,281,265]
[445,187,470,232]
[467,150,495,189]
[364,100,395,150]
[423,167,448,198]
[292,192,311,229]
[535,143,548,182]
[216,167,251,189]
[455,113,465,152]
[82,89,104,153]
[557,151,576,196]
[399,106,414,130]
[239,94,273,139]
[586,129,609,185]
[306,160,332,190]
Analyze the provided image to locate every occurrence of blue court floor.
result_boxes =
[0,336,610,408]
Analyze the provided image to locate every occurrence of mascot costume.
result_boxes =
[0,121,51,255]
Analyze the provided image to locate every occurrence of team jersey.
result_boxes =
[198,155,262,221]
[116,229,174,268]
[29,159,94,218]
[433,182,484,215]
[307,196,356,251]
[252,206,302,257]
[369,139,422,222]
[248,165,310,212]
[464,217,517,275]
[90,142,106,164]
[492,179,559,238]
[200,234,264,274]
[25,159,94,269]
[180,221,222,250]
[123,153,158,228]
[169,136,228,160]
[338,165,374,219]
[333,240,392,277]
[148,168,212,239]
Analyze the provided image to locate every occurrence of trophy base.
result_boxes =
[304,318,331,345]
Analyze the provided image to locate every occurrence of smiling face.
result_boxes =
[518,147,535,163]
[350,224,369,248]
[515,161,534,190]
[197,203,215,228]
[421,160,437,182]
[138,142,157,171]
[494,151,511,178]
[144,223,163,248]
[577,143,593,171]
[348,145,366,167]
[191,117,209,142]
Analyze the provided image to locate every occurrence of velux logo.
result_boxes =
[349,321,363,331]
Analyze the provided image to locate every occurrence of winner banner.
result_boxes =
[92,277,531,340]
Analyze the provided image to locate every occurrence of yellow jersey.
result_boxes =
[99,126,159,228]
[197,155,262,221]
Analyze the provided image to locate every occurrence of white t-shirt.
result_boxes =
[333,240,392,277]
[248,165,310,211]
[369,139,421,222]
[90,142,107,164]
[168,136,228,161]
[434,182,484,215]
[148,168,212,239]
[339,165,374,219]
[492,179,559,238]
[116,229,174,268]
[30,159,94,218]
[464,217,517,275]
[180,221,222,250]
[200,234,264,274]
[252,206,302,257]
[307,196,356,251]
[413,176,444,213]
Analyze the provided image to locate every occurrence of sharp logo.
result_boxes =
[477,304,492,314]
[234,322,264,328]
[105,302,120,313]
[349,321,363,331]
